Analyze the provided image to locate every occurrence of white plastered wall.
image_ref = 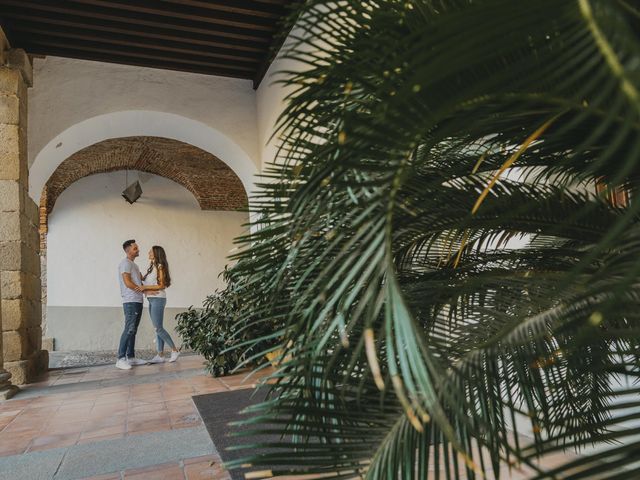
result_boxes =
[26,57,266,351]
[45,171,247,351]
[28,57,260,170]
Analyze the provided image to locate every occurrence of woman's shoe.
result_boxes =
[149,355,165,364]
[127,357,148,366]
[169,351,180,363]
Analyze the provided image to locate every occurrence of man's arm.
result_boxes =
[122,272,144,292]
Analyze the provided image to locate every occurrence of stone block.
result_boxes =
[27,326,41,351]
[24,195,39,225]
[0,28,7,65]
[0,94,19,124]
[0,68,20,95]
[4,359,28,385]
[18,125,28,183]
[42,337,54,351]
[22,245,40,277]
[5,350,48,384]
[22,273,41,303]
[0,241,40,276]
[33,349,48,375]
[6,49,33,87]
[1,271,21,299]
[0,180,19,211]
[27,300,41,327]
[24,224,40,254]
[0,241,21,271]
[1,298,24,330]
[0,213,20,241]
[0,383,19,401]
[2,330,28,362]
[0,123,20,180]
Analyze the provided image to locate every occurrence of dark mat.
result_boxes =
[192,387,276,480]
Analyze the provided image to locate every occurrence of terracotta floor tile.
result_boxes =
[59,404,94,415]
[80,424,126,440]
[28,432,81,452]
[126,419,172,434]
[183,454,221,466]
[0,417,15,432]
[170,418,202,430]
[42,420,88,435]
[23,397,62,408]
[193,386,229,394]
[0,437,31,456]
[128,399,161,409]
[77,473,122,480]
[2,419,44,434]
[100,386,129,394]
[90,404,128,416]
[124,462,184,479]
[0,410,21,420]
[128,403,165,415]
[86,414,127,429]
[184,460,231,480]
[164,399,194,409]
[77,432,125,445]
[95,394,130,405]
[131,384,161,393]
[0,398,34,409]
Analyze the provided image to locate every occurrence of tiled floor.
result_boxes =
[0,355,577,479]
[0,354,265,479]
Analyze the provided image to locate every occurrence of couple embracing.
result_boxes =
[116,239,180,370]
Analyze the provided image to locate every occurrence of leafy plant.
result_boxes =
[176,271,279,377]
[222,0,640,478]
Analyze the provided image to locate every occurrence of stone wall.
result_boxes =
[0,45,47,385]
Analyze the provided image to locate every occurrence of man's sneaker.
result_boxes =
[127,357,148,366]
[149,355,165,364]
[169,351,180,363]
[115,358,132,370]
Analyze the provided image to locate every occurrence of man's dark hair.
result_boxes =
[122,239,136,251]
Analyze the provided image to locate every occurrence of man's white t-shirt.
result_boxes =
[118,258,144,303]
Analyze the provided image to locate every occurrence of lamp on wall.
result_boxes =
[122,170,142,204]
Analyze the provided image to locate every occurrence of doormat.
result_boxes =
[192,387,277,480]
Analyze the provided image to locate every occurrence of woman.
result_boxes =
[142,246,180,363]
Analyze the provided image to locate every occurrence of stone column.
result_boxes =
[0,29,47,386]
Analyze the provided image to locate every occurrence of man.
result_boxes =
[116,239,149,370]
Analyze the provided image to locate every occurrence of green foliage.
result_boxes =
[220,0,640,478]
[176,272,280,377]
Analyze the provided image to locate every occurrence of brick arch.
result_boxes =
[39,136,248,249]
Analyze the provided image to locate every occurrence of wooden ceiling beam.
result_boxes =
[0,10,265,52]
[23,36,257,72]
[160,0,285,19]
[0,0,273,42]
[66,0,277,31]
[10,23,262,63]
[22,44,255,79]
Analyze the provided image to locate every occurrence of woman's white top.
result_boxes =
[143,266,167,299]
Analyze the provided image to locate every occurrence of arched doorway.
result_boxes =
[39,136,249,354]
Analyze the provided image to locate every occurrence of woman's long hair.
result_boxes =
[146,245,171,288]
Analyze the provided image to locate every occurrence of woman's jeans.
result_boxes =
[148,297,176,352]
[118,302,143,359]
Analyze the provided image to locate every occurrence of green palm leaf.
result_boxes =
[215,0,640,478]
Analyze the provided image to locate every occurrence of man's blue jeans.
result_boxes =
[118,302,143,360]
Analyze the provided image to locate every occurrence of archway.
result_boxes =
[29,116,256,356]
[29,110,259,203]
